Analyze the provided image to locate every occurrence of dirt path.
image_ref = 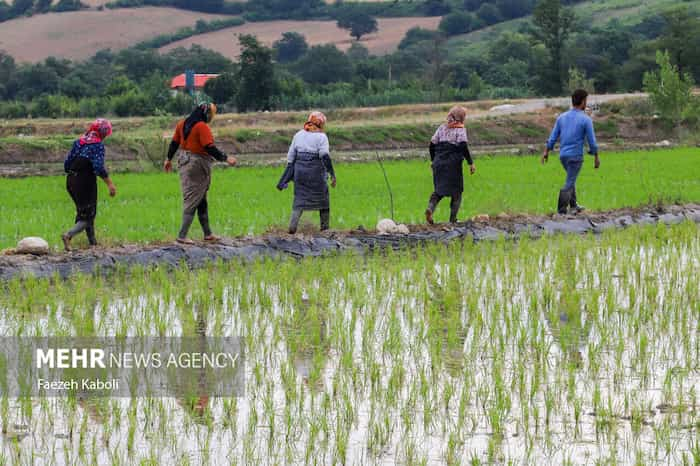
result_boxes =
[1,203,697,280]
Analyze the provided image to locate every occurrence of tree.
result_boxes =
[176,0,224,13]
[566,67,594,94]
[204,72,238,104]
[476,3,501,25]
[10,0,33,15]
[295,45,352,85]
[236,34,275,112]
[643,50,694,130]
[34,0,52,13]
[654,8,700,80]
[424,0,451,15]
[273,32,308,63]
[439,12,481,36]
[398,27,441,50]
[531,0,575,95]
[336,11,378,41]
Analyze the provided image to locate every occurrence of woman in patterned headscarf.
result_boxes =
[62,118,117,251]
[277,111,336,234]
[425,106,476,224]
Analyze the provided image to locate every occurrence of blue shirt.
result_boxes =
[546,109,599,159]
[64,140,108,178]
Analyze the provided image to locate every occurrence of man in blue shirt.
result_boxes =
[542,89,600,214]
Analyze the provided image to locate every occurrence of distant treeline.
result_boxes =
[0,0,85,21]
[0,3,698,119]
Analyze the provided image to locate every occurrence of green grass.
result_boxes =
[0,147,698,249]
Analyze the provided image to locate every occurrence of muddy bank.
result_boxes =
[1,204,698,280]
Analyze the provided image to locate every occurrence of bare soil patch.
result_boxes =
[159,17,441,57]
[0,7,229,62]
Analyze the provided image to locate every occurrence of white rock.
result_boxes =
[16,237,49,255]
[376,219,410,235]
[376,218,397,235]
[655,140,672,147]
[396,224,410,235]
[489,104,516,112]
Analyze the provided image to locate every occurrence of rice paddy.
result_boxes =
[0,147,699,250]
[0,220,698,464]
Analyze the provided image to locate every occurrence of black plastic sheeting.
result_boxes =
[1,204,699,280]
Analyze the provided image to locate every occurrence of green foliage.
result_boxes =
[236,35,275,112]
[134,18,245,50]
[439,11,482,36]
[273,32,309,64]
[643,50,695,128]
[295,45,353,85]
[531,0,576,95]
[336,11,379,41]
[398,27,442,50]
[203,72,238,105]
[0,147,698,247]
[566,66,594,94]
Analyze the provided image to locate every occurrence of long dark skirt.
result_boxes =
[293,153,329,211]
[66,157,98,222]
[432,142,465,197]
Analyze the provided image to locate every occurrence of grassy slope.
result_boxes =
[448,0,700,51]
[0,147,697,249]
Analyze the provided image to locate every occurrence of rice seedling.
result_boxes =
[0,221,697,463]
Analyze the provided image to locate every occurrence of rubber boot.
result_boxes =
[569,188,584,214]
[288,209,302,234]
[320,209,330,231]
[178,213,195,240]
[558,189,572,215]
[86,221,97,246]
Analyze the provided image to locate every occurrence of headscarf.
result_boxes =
[183,103,217,140]
[446,106,466,129]
[303,111,327,132]
[79,118,112,146]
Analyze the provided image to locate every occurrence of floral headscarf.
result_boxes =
[303,111,327,132]
[446,106,466,129]
[79,118,113,146]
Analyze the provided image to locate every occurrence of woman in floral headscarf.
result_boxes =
[425,106,476,224]
[277,111,336,234]
[62,118,117,251]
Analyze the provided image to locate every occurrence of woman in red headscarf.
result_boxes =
[62,118,117,251]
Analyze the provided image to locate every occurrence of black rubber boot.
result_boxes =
[288,209,302,234]
[569,188,585,214]
[558,189,572,214]
[320,209,330,231]
[86,221,97,246]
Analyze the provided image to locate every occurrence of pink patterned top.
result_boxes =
[431,124,468,145]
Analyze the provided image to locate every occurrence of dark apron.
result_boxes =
[66,157,98,222]
[293,152,329,210]
[432,142,465,197]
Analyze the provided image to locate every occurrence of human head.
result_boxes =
[304,111,327,132]
[447,106,467,126]
[91,118,112,139]
[572,89,588,109]
[201,102,217,123]
[79,118,112,145]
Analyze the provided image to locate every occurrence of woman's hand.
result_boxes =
[331,177,337,188]
[469,164,476,175]
[226,156,237,167]
[105,178,117,197]
[164,159,173,173]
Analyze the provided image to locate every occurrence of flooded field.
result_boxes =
[0,222,698,465]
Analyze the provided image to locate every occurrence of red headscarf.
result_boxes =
[303,111,327,132]
[79,118,113,146]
